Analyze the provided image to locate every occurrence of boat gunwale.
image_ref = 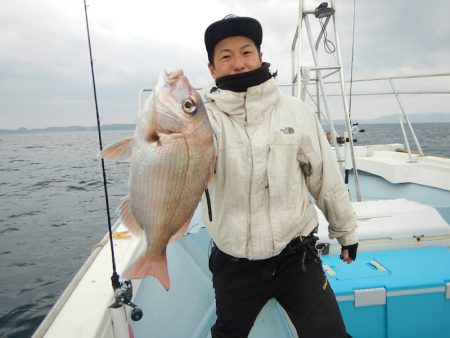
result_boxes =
[32,221,121,338]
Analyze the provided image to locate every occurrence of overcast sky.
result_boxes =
[1,0,449,129]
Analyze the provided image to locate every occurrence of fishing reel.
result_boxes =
[111,278,143,321]
[351,123,365,139]
[335,123,366,145]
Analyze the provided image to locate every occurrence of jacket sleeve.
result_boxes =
[297,108,358,246]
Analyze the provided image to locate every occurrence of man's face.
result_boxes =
[208,36,262,80]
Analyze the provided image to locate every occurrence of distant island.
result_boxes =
[0,124,136,135]
[336,112,450,125]
[1,112,450,134]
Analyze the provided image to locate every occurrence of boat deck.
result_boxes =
[128,217,297,338]
[345,145,450,225]
[34,194,450,338]
[354,147,450,191]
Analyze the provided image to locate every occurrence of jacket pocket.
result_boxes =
[267,138,303,228]
[267,132,300,203]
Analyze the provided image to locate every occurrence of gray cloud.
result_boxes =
[1,0,449,129]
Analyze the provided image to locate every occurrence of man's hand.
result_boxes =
[340,243,358,264]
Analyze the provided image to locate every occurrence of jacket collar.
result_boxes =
[205,76,280,125]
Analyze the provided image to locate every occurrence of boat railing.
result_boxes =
[291,0,450,184]
[389,78,423,161]
[307,72,450,161]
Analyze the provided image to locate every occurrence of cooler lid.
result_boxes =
[317,199,450,243]
[323,246,450,296]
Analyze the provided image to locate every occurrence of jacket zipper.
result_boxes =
[243,94,254,258]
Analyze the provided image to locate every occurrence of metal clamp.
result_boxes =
[354,287,386,307]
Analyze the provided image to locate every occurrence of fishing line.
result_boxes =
[82,0,120,290]
[319,18,336,54]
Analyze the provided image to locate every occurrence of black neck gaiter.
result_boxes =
[215,62,274,93]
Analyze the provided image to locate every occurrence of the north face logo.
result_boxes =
[280,127,295,134]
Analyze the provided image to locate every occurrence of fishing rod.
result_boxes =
[82,0,142,321]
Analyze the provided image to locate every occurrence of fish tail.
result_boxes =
[123,253,170,291]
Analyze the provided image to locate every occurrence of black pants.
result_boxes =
[209,238,349,338]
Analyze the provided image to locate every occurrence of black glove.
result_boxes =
[341,243,358,261]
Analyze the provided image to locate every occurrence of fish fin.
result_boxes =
[123,253,170,291]
[98,137,133,161]
[168,217,192,243]
[117,197,143,236]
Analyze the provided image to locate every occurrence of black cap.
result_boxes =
[204,15,263,63]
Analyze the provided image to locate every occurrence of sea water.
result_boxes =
[0,123,449,338]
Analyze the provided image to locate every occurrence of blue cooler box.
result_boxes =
[322,246,450,338]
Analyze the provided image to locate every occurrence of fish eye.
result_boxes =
[182,96,197,114]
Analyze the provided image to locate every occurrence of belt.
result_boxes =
[213,231,320,263]
[282,233,319,255]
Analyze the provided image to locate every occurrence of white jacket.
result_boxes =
[201,77,357,260]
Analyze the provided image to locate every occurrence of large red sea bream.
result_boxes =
[100,69,215,290]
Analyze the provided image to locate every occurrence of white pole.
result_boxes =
[110,306,131,338]
[330,0,362,201]
[304,15,344,171]
[389,78,424,157]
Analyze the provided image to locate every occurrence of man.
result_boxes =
[202,15,358,338]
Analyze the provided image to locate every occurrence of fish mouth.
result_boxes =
[166,69,185,84]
